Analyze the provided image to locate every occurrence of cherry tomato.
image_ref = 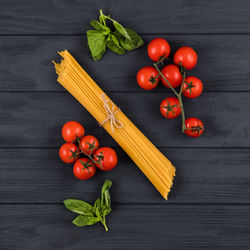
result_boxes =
[174,47,198,70]
[160,97,181,119]
[185,117,204,137]
[73,158,96,180]
[93,147,118,171]
[136,66,159,90]
[147,38,171,62]
[62,121,85,142]
[161,64,183,88]
[59,143,79,164]
[80,135,99,155]
[183,76,203,99]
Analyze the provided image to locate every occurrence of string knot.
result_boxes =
[100,93,123,132]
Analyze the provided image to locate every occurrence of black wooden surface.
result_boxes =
[1,1,250,249]
[1,204,250,249]
[1,35,250,91]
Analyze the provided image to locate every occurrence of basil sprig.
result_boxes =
[87,9,144,61]
[64,179,112,231]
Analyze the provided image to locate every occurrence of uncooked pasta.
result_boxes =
[53,50,175,199]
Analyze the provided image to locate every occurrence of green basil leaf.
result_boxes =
[113,21,131,40]
[99,12,107,26]
[94,198,101,208]
[103,206,112,217]
[94,198,102,217]
[114,28,144,51]
[104,189,111,207]
[106,34,125,55]
[112,31,123,42]
[73,215,100,227]
[90,20,110,35]
[87,30,107,61]
[101,180,112,197]
[63,199,94,216]
[64,179,113,231]
[101,179,112,207]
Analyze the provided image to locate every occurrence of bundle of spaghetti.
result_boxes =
[53,50,175,199]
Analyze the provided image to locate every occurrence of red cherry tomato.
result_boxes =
[73,158,96,180]
[160,97,181,119]
[136,66,159,90]
[174,47,198,70]
[80,135,99,155]
[161,64,183,88]
[93,147,118,171]
[59,143,79,164]
[185,117,204,137]
[183,76,203,99]
[62,121,85,142]
[147,38,171,62]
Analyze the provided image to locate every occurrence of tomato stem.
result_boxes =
[153,63,187,133]
[77,139,103,167]
[179,71,186,95]
[179,71,187,133]
[153,63,179,96]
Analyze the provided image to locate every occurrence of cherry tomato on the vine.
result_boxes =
[137,66,159,90]
[59,143,79,164]
[161,64,183,88]
[73,158,96,180]
[62,121,85,142]
[183,76,203,99]
[80,135,99,155]
[185,117,204,137]
[147,38,171,62]
[93,147,118,171]
[160,97,181,119]
[174,47,198,70]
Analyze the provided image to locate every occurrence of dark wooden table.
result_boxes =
[1,0,250,249]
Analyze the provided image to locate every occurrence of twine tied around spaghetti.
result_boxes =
[100,93,124,132]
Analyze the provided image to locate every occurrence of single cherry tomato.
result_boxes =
[62,121,85,143]
[160,97,181,119]
[174,47,198,70]
[136,66,159,90]
[185,117,204,137]
[80,135,99,155]
[161,64,183,88]
[73,158,96,180]
[59,143,79,164]
[93,147,118,171]
[147,38,171,62]
[183,76,203,99]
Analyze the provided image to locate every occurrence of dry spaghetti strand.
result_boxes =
[53,50,175,199]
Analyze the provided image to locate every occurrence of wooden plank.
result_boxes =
[0,0,250,34]
[0,148,249,203]
[0,92,249,148]
[0,35,250,91]
[0,204,250,249]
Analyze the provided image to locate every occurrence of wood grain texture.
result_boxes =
[0,204,250,249]
[0,148,250,203]
[0,0,250,34]
[0,35,250,91]
[0,0,249,248]
[0,92,249,148]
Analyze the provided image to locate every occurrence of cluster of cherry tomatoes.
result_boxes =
[59,121,118,180]
[136,38,204,137]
